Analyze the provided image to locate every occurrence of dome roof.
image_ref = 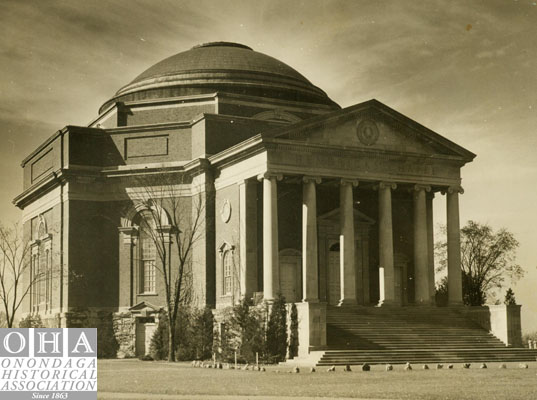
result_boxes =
[99,42,338,113]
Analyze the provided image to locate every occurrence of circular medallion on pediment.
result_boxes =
[220,200,232,223]
[356,119,379,146]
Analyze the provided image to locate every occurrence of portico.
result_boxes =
[213,100,475,355]
[249,175,464,308]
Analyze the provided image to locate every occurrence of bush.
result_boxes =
[19,314,44,328]
[265,293,287,363]
[97,313,119,359]
[435,276,448,307]
[150,312,170,361]
[150,307,214,361]
[504,288,517,305]
[522,331,537,347]
[191,307,214,360]
[223,298,265,363]
[288,303,299,359]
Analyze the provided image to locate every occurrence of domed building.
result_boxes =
[15,42,529,362]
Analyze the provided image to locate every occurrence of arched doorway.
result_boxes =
[279,249,302,302]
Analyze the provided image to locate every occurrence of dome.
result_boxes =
[99,42,339,113]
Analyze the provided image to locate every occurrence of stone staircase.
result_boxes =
[317,306,537,365]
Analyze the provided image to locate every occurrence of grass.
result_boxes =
[98,359,537,399]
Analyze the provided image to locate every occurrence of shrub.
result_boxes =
[97,313,119,359]
[522,331,537,347]
[265,293,287,363]
[435,277,448,307]
[504,288,517,305]
[150,307,214,361]
[150,312,170,361]
[288,303,299,359]
[191,307,214,360]
[19,314,44,328]
[216,298,265,363]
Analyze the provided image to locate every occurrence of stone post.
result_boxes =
[378,182,397,306]
[446,186,464,305]
[339,179,358,306]
[258,173,282,302]
[302,176,321,302]
[413,184,431,304]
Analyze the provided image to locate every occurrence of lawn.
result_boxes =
[98,359,537,400]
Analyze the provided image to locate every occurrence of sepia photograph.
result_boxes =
[0,1,536,399]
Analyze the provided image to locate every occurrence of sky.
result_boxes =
[0,0,536,330]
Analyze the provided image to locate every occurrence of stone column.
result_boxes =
[302,176,321,302]
[446,186,464,305]
[258,173,282,302]
[413,184,431,305]
[426,193,435,303]
[378,182,397,306]
[339,179,358,306]
[239,179,257,300]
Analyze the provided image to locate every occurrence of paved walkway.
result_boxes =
[98,392,396,400]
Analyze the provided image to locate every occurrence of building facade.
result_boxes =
[15,42,477,357]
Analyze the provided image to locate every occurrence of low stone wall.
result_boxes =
[460,305,522,347]
[113,312,136,358]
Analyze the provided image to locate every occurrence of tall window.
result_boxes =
[139,213,156,294]
[223,251,232,295]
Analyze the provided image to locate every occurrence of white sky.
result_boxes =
[1,0,536,331]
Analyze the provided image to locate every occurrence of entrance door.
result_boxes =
[136,318,156,356]
[279,249,301,302]
[328,242,340,305]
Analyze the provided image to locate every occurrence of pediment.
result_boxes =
[266,100,475,161]
[129,301,162,314]
[319,208,375,226]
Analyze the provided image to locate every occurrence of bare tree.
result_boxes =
[130,171,209,361]
[0,223,45,327]
[435,220,524,306]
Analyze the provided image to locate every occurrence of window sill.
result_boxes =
[139,292,158,296]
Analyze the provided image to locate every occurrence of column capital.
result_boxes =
[441,185,464,195]
[413,184,431,193]
[302,176,322,184]
[257,172,283,182]
[118,226,138,245]
[340,178,359,187]
[376,181,397,191]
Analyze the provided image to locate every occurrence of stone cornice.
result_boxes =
[266,139,466,164]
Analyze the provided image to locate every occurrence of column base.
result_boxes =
[377,299,400,307]
[337,299,357,307]
[412,300,435,306]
